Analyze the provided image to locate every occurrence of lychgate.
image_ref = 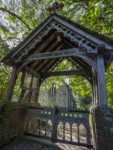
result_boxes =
[1,13,113,150]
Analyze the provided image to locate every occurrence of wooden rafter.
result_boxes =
[24,67,40,77]
[36,44,63,72]
[40,58,62,72]
[30,31,58,68]
[68,57,83,70]
[48,58,63,72]
[70,57,91,73]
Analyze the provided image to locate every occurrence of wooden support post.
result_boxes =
[18,89,26,102]
[63,123,65,140]
[78,125,80,143]
[45,121,47,137]
[92,78,95,106]
[34,77,41,104]
[70,124,72,141]
[5,67,17,102]
[51,107,58,142]
[86,126,91,145]
[18,71,25,102]
[97,53,107,106]
[92,74,98,106]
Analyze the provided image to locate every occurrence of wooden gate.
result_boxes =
[25,107,93,148]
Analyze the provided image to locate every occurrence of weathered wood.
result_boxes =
[25,67,40,77]
[41,70,90,78]
[70,57,91,72]
[35,44,63,72]
[18,89,26,102]
[24,48,96,62]
[5,67,17,102]
[54,15,113,49]
[41,58,62,72]
[32,39,62,69]
[97,53,107,106]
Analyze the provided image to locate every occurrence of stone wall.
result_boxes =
[0,103,27,148]
[38,82,75,108]
[91,106,113,150]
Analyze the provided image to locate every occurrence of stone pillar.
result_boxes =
[91,106,113,150]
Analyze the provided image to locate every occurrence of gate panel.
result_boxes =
[25,107,93,148]
[25,107,53,140]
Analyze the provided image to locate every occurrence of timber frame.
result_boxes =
[1,13,113,106]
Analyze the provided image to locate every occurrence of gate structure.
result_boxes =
[1,11,113,150]
[25,107,92,148]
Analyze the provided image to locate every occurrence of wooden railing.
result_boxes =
[25,107,93,148]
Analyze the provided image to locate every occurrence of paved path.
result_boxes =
[6,136,90,150]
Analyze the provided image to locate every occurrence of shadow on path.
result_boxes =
[6,136,89,150]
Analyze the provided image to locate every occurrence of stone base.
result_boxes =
[90,106,113,150]
[0,103,27,148]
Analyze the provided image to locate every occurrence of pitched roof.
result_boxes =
[1,13,113,74]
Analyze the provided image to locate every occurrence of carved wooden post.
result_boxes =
[77,125,80,143]
[34,77,41,104]
[18,72,25,102]
[18,89,26,102]
[86,121,91,145]
[51,107,58,142]
[70,124,72,141]
[92,75,95,106]
[63,123,65,140]
[97,48,107,106]
[92,74,98,106]
[5,67,18,102]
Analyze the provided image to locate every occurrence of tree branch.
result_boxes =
[0,7,32,31]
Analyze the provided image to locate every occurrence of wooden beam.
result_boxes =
[22,47,97,63]
[31,34,60,69]
[41,70,90,78]
[68,57,82,70]
[16,48,96,75]
[35,44,63,71]
[24,67,40,77]
[38,58,62,73]
[70,57,91,72]
[5,67,17,102]
[48,58,63,72]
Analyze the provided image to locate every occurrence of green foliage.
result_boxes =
[75,94,92,110]
[106,63,113,108]
[0,0,113,108]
